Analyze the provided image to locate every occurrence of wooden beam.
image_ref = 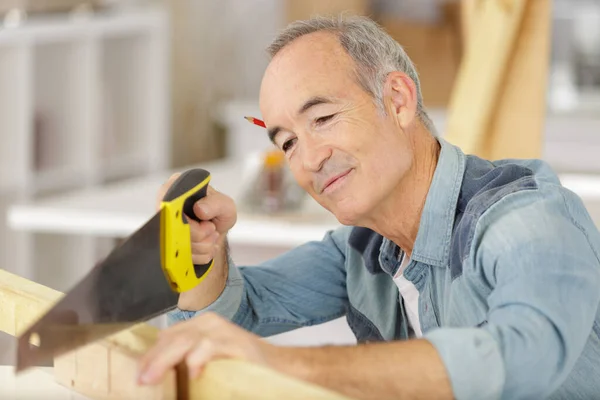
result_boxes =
[444,0,528,156]
[460,0,477,46]
[188,360,351,400]
[0,268,177,399]
[479,0,551,160]
[0,269,353,400]
[0,267,62,338]
[446,0,551,160]
[52,326,177,400]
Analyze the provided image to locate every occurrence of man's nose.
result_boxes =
[301,140,332,172]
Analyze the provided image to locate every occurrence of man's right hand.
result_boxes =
[157,172,238,311]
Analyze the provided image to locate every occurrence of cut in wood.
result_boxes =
[0,269,352,400]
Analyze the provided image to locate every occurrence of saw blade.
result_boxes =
[16,211,177,372]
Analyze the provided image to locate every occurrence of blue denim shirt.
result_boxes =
[169,138,600,400]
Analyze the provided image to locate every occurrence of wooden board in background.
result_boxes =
[445,0,551,160]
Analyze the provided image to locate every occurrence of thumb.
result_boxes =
[191,187,237,233]
[193,189,227,220]
[193,200,213,220]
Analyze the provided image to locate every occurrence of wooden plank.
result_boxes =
[0,269,354,400]
[0,268,62,338]
[54,339,177,400]
[188,359,351,400]
[0,268,177,399]
[481,0,551,160]
[460,0,477,46]
[444,0,527,155]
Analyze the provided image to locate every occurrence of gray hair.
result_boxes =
[266,15,435,134]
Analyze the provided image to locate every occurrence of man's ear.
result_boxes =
[382,71,418,129]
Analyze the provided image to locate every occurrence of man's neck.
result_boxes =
[366,132,440,257]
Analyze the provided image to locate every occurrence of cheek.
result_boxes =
[356,136,412,190]
[289,161,312,193]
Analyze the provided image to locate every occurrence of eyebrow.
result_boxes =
[267,96,335,144]
[267,127,281,144]
[298,96,333,115]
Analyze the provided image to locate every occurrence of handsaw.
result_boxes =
[16,168,214,372]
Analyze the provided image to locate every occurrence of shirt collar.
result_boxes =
[380,137,466,269]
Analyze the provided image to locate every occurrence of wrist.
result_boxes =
[177,236,230,311]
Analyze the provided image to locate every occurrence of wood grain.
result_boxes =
[445,0,551,160]
[481,0,551,160]
[0,269,353,400]
[188,359,352,400]
[444,0,527,155]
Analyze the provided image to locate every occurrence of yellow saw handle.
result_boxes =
[160,168,213,293]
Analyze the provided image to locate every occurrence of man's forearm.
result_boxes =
[265,339,453,400]
[177,236,229,311]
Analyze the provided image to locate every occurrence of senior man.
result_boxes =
[138,16,600,400]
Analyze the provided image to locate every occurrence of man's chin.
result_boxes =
[331,207,362,226]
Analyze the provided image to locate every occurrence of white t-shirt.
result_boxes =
[392,253,422,337]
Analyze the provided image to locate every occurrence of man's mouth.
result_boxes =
[321,169,353,194]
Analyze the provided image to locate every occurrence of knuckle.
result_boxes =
[202,312,220,323]
[198,337,214,350]
[172,333,194,348]
[200,221,217,234]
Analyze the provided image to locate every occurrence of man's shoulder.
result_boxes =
[450,155,597,269]
[460,155,600,255]
[458,155,561,217]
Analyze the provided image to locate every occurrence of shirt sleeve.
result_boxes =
[424,188,600,400]
[168,226,351,337]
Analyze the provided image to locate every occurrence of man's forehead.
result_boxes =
[259,31,355,119]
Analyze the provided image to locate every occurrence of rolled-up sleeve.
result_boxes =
[168,226,350,337]
[425,189,600,400]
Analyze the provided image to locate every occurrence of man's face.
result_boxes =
[259,32,414,225]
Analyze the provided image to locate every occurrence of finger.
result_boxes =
[193,190,234,222]
[156,173,181,210]
[188,219,216,242]
[186,339,215,379]
[192,251,216,266]
[138,335,195,385]
[191,234,220,254]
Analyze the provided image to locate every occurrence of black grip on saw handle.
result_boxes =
[163,168,213,279]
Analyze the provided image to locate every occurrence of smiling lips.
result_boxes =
[321,169,352,194]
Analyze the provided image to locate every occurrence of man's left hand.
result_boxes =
[137,312,272,384]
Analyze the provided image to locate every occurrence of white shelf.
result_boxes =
[100,152,152,183]
[7,157,341,245]
[0,43,32,193]
[0,8,166,45]
[33,40,89,173]
[0,6,170,284]
[33,165,88,195]
[99,35,151,163]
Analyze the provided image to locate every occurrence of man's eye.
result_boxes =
[315,114,335,125]
[282,138,297,153]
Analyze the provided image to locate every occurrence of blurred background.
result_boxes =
[1,0,600,361]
